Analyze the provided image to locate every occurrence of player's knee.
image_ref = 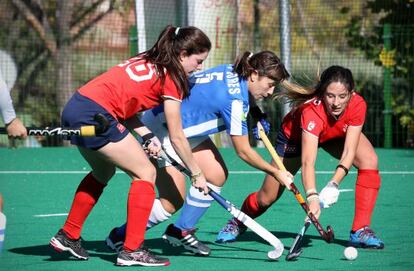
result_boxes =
[355,151,378,169]
[256,192,276,209]
[131,163,157,182]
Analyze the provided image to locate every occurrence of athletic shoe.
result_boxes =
[216,218,247,243]
[116,246,170,266]
[49,229,89,260]
[349,226,384,249]
[105,227,124,253]
[162,223,210,256]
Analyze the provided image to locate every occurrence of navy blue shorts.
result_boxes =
[61,92,129,150]
[275,129,301,158]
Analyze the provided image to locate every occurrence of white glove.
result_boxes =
[319,181,339,208]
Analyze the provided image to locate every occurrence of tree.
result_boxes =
[9,0,120,115]
[344,0,414,133]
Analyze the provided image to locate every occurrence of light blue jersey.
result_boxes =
[150,64,250,138]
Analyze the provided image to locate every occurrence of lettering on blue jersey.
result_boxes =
[226,70,240,95]
[194,72,224,84]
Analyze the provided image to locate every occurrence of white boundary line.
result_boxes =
[33,213,68,217]
[0,170,413,174]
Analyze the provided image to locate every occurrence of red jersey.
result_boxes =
[78,57,182,121]
[282,92,366,144]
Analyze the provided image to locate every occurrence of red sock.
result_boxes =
[123,180,155,251]
[63,172,105,239]
[240,192,268,221]
[352,169,381,231]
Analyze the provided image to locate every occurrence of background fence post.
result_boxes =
[383,23,392,148]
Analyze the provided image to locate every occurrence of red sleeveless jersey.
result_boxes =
[282,92,366,144]
[78,57,182,121]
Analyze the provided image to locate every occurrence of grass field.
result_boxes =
[0,147,413,270]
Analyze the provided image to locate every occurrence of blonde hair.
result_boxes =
[274,80,315,107]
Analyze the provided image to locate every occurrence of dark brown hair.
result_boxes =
[233,51,311,100]
[282,65,355,107]
[139,25,211,98]
[233,51,290,84]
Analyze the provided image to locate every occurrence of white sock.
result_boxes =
[147,198,171,229]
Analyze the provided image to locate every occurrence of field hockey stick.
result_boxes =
[0,113,109,137]
[286,200,327,261]
[257,122,334,243]
[285,218,311,261]
[158,149,284,260]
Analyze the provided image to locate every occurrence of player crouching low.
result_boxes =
[216,65,384,250]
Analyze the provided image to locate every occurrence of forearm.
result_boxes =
[301,163,317,194]
[332,127,362,185]
[330,149,355,185]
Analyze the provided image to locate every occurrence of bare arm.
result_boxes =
[163,99,208,193]
[301,130,319,193]
[331,125,362,185]
[301,130,321,217]
[231,134,293,187]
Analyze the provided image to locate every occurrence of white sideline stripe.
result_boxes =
[33,213,68,217]
[0,170,413,174]
[339,189,353,192]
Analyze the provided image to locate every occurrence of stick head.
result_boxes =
[285,248,303,261]
[267,242,284,260]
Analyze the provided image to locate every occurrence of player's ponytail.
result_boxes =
[233,51,254,79]
[280,65,354,108]
[234,51,312,101]
[233,51,291,84]
[140,25,211,98]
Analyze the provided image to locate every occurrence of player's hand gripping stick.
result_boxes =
[257,122,334,243]
[0,113,110,137]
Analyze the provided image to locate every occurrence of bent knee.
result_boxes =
[130,164,157,182]
[355,153,378,169]
[256,191,278,209]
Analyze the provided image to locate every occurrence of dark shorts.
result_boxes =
[61,92,129,150]
[275,129,301,158]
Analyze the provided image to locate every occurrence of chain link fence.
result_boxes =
[0,0,412,148]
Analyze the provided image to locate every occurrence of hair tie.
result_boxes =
[248,52,253,59]
[175,27,180,35]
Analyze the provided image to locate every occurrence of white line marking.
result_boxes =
[0,170,412,174]
[339,189,353,192]
[33,213,68,218]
